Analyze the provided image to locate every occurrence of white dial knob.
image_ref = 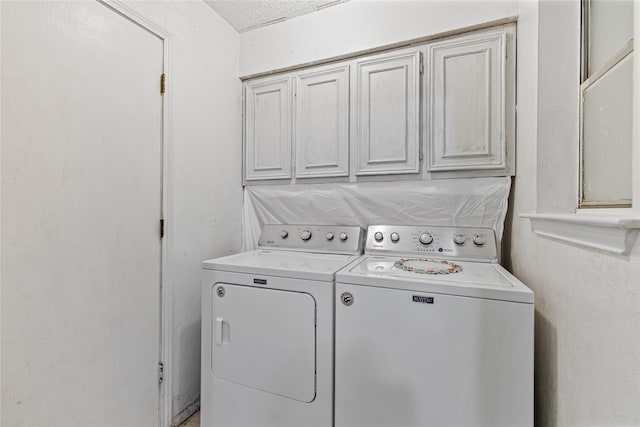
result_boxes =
[419,233,433,245]
[300,230,312,241]
[453,234,466,245]
[374,231,384,242]
[390,232,400,242]
[280,230,288,239]
[473,234,486,246]
[326,232,334,241]
[339,232,348,241]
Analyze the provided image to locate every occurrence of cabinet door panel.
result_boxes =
[245,77,292,180]
[296,65,349,178]
[355,49,420,175]
[427,31,507,171]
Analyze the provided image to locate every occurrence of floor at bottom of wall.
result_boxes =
[180,411,200,427]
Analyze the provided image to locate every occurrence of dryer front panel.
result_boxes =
[211,283,317,403]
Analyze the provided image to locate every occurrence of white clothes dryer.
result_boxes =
[334,225,534,427]
[201,224,364,427]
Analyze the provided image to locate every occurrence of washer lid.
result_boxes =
[336,255,533,303]
[202,249,360,281]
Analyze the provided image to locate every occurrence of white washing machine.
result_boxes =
[201,224,365,427]
[335,225,534,427]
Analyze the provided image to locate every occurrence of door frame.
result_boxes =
[95,2,174,426]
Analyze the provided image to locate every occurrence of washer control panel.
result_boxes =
[259,224,365,255]
[365,225,498,261]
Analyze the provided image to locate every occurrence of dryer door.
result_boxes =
[211,283,316,402]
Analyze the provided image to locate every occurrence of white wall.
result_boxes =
[508,1,640,425]
[127,1,243,423]
[240,0,640,425]
[239,0,518,76]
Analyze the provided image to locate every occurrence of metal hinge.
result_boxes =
[505,34,511,60]
[419,149,424,161]
[160,73,166,95]
[158,362,164,384]
[420,61,424,74]
[160,219,165,239]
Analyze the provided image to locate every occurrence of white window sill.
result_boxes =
[520,213,640,255]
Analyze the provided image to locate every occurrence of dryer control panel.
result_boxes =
[365,225,498,262]
[259,224,365,255]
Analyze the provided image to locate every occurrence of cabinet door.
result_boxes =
[295,65,349,178]
[427,30,509,171]
[355,49,420,175]
[245,77,292,181]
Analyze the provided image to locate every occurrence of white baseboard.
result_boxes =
[172,398,200,427]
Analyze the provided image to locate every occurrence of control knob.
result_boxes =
[419,233,433,245]
[453,234,466,245]
[374,231,384,242]
[390,232,400,242]
[473,234,486,246]
[339,232,348,241]
[300,230,312,241]
[280,230,288,239]
[326,232,334,241]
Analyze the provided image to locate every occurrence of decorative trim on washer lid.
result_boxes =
[520,213,640,255]
[394,258,463,275]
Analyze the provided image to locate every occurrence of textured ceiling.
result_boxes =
[204,0,348,32]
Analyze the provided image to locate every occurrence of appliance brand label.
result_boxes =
[253,278,267,285]
[412,295,434,304]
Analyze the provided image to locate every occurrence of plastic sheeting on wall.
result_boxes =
[242,177,511,251]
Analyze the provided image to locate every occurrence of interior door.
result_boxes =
[2,2,164,426]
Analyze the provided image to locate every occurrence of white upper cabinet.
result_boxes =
[242,23,516,183]
[354,48,421,176]
[426,28,513,173]
[245,76,292,181]
[295,64,350,178]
